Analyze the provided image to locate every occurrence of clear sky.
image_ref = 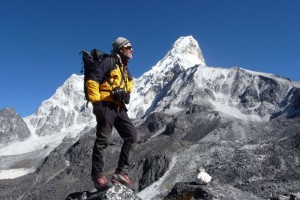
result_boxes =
[1,0,299,117]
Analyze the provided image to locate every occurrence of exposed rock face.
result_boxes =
[165,182,215,200]
[272,87,300,119]
[0,108,31,144]
[165,182,263,200]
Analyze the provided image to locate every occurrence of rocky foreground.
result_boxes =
[1,112,299,200]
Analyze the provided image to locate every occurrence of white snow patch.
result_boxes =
[0,168,35,179]
[137,156,177,200]
[0,122,95,179]
[210,101,263,122]
[149,126,167,139]
[195,168,212,184]
[164,106,184,115]
[0,122,93,156]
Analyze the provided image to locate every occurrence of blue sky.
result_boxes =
[1,0,299,117]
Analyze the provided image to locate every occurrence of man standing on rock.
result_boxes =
[86,37,138,191]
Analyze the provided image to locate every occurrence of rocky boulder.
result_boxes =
[67,183,141,200]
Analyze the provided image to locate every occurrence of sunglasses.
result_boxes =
[123,45,133,50]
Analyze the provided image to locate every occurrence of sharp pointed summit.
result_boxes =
[153,36,205,73]
[168,36,205,66]
[128,36,207,118]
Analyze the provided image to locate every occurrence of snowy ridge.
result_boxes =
[128,36,206,118]
[206,67,300,120]
[24,74,94,137]
[154,36,205,72]
[22,74,95,153]
[128,36,300,121]
[0,74,95,179]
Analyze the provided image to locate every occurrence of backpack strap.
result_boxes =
[100,55,117,87]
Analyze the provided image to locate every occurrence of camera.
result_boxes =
[111,88,130,104]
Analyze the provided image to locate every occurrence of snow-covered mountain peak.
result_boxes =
[24,74,94,137]
[170,36,205,63]
[152,36,205,74]
[128,36,207,118]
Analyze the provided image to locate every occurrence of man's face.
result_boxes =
[119,43,133,59]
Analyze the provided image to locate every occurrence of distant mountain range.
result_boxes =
[0,36,299,200]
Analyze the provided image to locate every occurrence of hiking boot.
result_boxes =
[111,173,132,187]
[94,175,112,191]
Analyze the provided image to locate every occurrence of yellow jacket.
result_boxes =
[86,62,133,105]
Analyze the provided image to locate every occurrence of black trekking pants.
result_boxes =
[91,101,138,181]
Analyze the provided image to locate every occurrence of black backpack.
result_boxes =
[80,49,108,106]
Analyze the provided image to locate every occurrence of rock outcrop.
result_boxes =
[67,183,141,200]
[0,108,31,144]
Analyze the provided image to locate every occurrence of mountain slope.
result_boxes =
[0,36,299,200]
[24,74,94,137]
[0,75,96,179]
[0,108,30,144]
[128,36,300,122]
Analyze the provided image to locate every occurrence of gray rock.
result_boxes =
[0,107,31,144]
[67,183,141,200]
